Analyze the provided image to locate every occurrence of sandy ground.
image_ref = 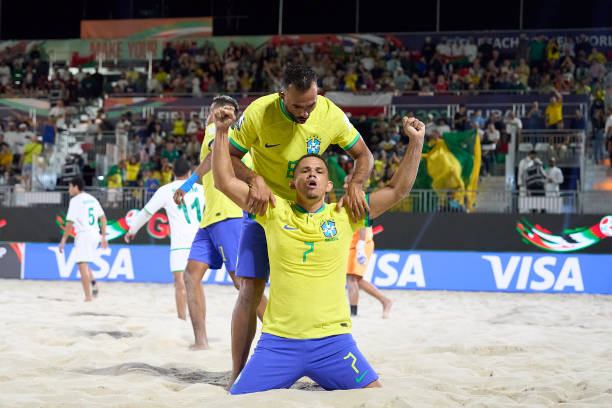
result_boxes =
[1,279,612,408]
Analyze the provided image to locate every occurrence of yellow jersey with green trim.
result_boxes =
[125,162,140,182]
[199,123,253,229]
[252,195,371,339]
[229,94,360,201]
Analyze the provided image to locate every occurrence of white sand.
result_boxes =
[1,279,612,408]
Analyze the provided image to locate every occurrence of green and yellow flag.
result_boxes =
[413,129,481,211]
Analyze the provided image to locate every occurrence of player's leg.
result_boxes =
[215,217,268,322]
[184,228,223,350]
[90,266,99,298]
[77,262,93,302]
[172,272,187,320]
[305,334,380,391]
[170,249,190,320]
[229,333,304,395]
[358,279,393,319]
[228,217,270,389]
[347,274,360,316]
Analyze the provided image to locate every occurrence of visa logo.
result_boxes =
[482,255,584,292]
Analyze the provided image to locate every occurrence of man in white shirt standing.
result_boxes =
[545,157,564,196]
[59,177,108,302]
[124,158,204,320]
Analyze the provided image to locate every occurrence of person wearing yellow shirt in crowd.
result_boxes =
[155,67,168,86]
[546,39,560,67]
[0,142,13,177]
[125,155,141,187]
[19,134,42,190]
[160,158,173,186]
[210,103,424,394]
[545,88,564,129]
[105,160,125,208]
[172,96,265,350]
[346,226,392,319]
[173,112,186,137]
[587,48,606,65]
[344,67,358,91]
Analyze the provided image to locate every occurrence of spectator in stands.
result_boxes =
[160,158,173,186]
[172,112,186,137]
[436,37,451,58]
[161,140,180,164]
[592,108,607,165]
[482,123,500,176]
[485,112,503,132]
[504,111,523,136]
[421,36,435,62]
[527,102,544,129]
[516,33,529,62]
[436,118,451,135]
[545,157,564,196]
[570,110,586,130]
[19,134,42,190]
[454,104,469,131]
[546,38,561,67]
[0,142,12,180]
[125,155,141,187]
[464,38,478,63]
[545,89,564,129]
[354,115,372,142]
[470,109,484,129]
[529,35,547,70]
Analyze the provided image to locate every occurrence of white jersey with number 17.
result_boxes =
[143,180,204,249]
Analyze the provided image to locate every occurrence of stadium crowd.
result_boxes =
[0,34,611,192]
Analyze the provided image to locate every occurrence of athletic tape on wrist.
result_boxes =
[179,173,199,193]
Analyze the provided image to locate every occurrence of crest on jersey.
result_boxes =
[320,220,337,238]
[306,136,321,154]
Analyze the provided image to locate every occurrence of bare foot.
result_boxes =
[189,343,210,351]
[382,298,393,319]
[84,297,93,302]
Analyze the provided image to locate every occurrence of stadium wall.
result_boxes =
[1,209,611,253]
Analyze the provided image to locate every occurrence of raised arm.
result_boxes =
[212,106,251,211]
[368,117,425,219]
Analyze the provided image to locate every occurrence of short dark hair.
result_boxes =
[294,153,328,177]
[528,150,537,155]
[282,64,317,92]
[70,177,85,191]
[173,158,191,178]
[212,95,239,115]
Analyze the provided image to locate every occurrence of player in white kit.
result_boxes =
[59,177,108,302]
[125,158,204,320]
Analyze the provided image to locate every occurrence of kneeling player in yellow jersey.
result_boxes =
[210,105,424,394]
[172,96,266,350]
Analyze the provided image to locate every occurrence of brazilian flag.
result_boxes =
[412,129,481,211]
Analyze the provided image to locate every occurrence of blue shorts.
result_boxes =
[187,217,242,271]
[236,216,270,281]
[230,333,378,394]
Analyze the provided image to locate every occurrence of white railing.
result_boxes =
[2,186,609,214]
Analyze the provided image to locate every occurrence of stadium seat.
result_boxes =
[518,143,533,152]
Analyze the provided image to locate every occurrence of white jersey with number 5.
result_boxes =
[143,180,204,249]
[66,192,105,235]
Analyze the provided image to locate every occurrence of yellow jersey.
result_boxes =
[229,94,360,201]
[23,142,42,164]
[252,195,370,339]
[161,169,173,186]
[125,162,140,181]
[546,102,563,125]
[199,123,253,228]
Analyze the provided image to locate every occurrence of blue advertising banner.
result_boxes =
[22,243,612,294]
